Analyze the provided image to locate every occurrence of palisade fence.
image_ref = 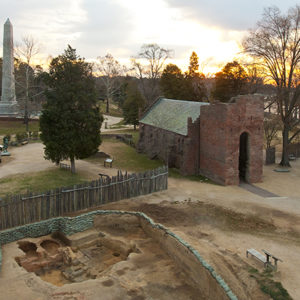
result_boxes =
[0,166,168,231]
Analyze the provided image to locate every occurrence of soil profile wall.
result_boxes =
[0,210,237,300]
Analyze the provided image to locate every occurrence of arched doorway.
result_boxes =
[239,132,249,182]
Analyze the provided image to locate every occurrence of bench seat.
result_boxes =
[247,248,266,263]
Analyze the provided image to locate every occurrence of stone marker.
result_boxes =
[0,18,18,116]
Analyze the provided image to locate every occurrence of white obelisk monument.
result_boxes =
[0,18,18,116]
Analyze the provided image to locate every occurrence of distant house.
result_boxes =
[138,95,264,185]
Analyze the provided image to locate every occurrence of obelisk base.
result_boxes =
[0,101,19,116]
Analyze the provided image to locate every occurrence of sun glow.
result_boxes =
[1,0,246,74]
[115,0,244,74]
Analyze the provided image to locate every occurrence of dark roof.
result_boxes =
[140,98,209,136]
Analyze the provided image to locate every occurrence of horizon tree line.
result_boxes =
[0,4,299,168]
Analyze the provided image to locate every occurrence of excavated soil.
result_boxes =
[1,216,203,300]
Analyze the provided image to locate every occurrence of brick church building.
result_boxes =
[137,95,264,185]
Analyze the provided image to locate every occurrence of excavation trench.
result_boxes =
[7,212,236,299]
[15,232,137,286]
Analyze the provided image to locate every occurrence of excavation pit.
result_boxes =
[15,229,138,286]
[1,211,236,300]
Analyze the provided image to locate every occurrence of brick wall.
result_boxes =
[138,95,264,184]
[138,118,200,175]
[199,95,264,185]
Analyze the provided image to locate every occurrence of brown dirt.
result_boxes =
[86,198,300,299]
[40,269,69,287]
[1,227,203,300]
[1,143,300,299]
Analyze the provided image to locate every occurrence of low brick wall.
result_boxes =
[0,210,237,300]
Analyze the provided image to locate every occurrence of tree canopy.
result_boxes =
[213,61,248,102]
[160,63,186,99]
[243,5,300,166]
[131,43,172,106]
[122,80,145,130]
[188,51,200,76]
[40,45,103,173]
[97,53,124,113]
[160,52,207,101]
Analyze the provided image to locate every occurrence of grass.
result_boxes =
[168,167,214,183]
[99,101,123,117]
[108,119,127,129]
[248,268,292,300]
[87,138,164,172]
[0,120,39,136]
[0,169,89,198]
[97,136,213,182]
[103,128,140,144]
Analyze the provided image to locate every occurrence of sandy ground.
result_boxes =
[0,142,300,299]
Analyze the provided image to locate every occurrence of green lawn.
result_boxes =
[0,120,39,136]
[168,168,214,183]
[87,138,164,172]
[103,128,140,144]
[99,101,123,117]
[0,169,89,198]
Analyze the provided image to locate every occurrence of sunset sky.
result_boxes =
[0,0,297,73]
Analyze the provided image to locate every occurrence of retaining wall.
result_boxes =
[0,210,238,300]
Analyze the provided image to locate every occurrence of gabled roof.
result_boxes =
[140,98,209,136]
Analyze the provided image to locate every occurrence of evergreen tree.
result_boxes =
[185,51,207,101]
[160,64,185,99]
[40,45,103,173]
[188,51,199,76]
[213,61,248,102]
[123,81,145,130]
[160,56,207,102]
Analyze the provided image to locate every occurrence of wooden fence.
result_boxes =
[0,166,168,231]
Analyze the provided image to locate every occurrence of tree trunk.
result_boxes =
[24,106,29,132]
[134,124,136,130]
[25,65,30,132]
[70,157,76,173]
[106,98,109,114]
[280,124,291,167]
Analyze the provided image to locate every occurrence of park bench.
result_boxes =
[59,163,71,171]
[288,154,296,161]
[104,157,113,168]
[246,248,282,270]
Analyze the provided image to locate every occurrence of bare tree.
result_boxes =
[264,114,282,149]
[97,53,125,114]
[131,44,172,106]
[15,36,41,131]
[243,5,300,166]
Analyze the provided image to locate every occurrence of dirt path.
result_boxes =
[101,114,133,132]
[0,114,127,179]
[0,143,118,179]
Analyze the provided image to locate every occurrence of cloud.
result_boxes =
[164,0,298,30]
[73,0,134,59]
[0,0,87,58]
[0,0,135,61]
[2,0,295,71]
